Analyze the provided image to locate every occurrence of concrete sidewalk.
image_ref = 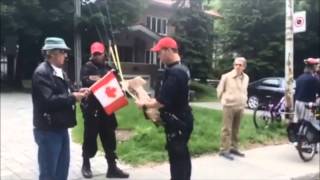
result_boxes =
[1,93,319,180]
[118,144,320,180]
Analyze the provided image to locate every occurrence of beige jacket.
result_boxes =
[217,70,249,107]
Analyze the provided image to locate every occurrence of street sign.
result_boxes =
[293,11,306,33]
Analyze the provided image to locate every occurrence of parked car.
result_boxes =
[247,77,293,109]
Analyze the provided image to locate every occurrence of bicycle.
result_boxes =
[253,96,285,129]
[296,103,320,162]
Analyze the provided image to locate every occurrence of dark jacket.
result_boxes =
[157,62,193,134]
[295,72,320,102]
[80,60,117,127]
[32,61,76,130]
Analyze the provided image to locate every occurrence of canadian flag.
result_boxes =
[90,71,128,115]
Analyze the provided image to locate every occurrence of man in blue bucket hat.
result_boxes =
[32,37,89,180]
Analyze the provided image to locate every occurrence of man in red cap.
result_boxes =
[288,58,320,143]
[80,42,129,179]
[136,37,194,180]
[316,61,320,80]
[304,58,320,80]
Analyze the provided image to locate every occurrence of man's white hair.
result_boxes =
[234,57,247,67]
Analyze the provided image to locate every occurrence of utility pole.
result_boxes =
[74,0,82,88]
[285,0,294,121]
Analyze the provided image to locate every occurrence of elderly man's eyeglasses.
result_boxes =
[234,63,243,67]
[52,49,67,54]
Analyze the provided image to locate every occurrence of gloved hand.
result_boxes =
[111,68,119,77]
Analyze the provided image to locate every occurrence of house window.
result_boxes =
[145,50,150,64]
[146,16,151,30]
[157,19,162,33]
[152,17,156,32]
[118,46,133,62]
[145,50,157,65]
[162,19,167,35]
[0,47,8,80]
[146,16,168,35]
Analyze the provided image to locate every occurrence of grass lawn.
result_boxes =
[72,101,286,166]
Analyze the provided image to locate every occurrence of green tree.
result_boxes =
[1,0,145,86]
[1,0,74,87]
[212,0,320,80]
[79,0,146,56]
[214,0,285,80]
[171,0,215,82]
[294,0,320,75]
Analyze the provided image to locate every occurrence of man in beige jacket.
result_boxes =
[217,57,249,160]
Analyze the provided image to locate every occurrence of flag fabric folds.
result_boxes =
[90,71,128,115]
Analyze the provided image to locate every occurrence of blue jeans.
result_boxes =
[33,128,70,180]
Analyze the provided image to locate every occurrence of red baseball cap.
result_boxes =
[90,42,105,55]
[304,58,320,65]
[151,37,178,52]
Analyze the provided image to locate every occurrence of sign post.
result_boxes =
[74,0,82,88]
[284,0,295,122]
[293,11,306,33]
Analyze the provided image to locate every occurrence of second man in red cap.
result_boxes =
[80,42,129,179]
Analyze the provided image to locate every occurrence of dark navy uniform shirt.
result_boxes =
[81,60,111,109]
[156,61,193,129]
[80,60,117,127]
[295,72,320,102]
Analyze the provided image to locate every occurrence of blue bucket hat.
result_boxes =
[42,37,71,51]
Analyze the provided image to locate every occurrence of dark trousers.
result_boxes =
[166,130,192,180]
[33,128,70,180]
[82,111,117,160]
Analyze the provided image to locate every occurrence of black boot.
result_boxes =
[106,160,129,178]
[287,122,300,143]
[81,158,93,178]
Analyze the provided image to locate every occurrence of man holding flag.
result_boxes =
[80,42,129,179]
[135,37,194,180]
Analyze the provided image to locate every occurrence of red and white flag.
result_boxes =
[90,71,128,115]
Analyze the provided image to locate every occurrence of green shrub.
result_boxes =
[190,81,217,101]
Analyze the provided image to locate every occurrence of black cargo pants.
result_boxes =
[81,107,118,161]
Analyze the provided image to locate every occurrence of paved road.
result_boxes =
[1,92,319,180]
[0,92,125,180]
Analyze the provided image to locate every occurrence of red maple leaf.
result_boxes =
[105,86,117,98]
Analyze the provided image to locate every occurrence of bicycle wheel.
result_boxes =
[271,111,282,123]
[253,109,272,129]
[297,136,316,162]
